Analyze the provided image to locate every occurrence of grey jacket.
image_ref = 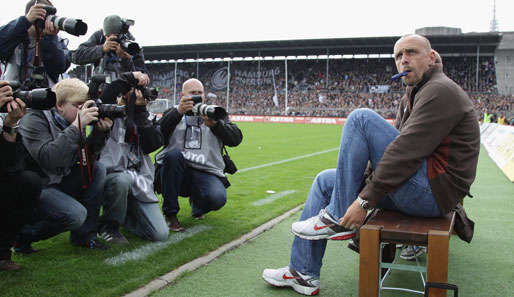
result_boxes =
[19,109,109,186]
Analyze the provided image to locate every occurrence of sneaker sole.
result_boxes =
[262,275,319,296]
[400,248,426,260]
[292,229,356,241]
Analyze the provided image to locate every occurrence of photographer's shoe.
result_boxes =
[98,223,129,245]
[262,266,319,295]
[0,260,22,271]
[12,241,38,255]
[84,239,110,250]
[165,214,185,232]
[292,209,356,240]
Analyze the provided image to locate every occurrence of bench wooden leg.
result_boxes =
[359,225,381,297]
[427,230,450,297]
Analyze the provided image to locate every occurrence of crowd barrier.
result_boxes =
[480,123,514,182]
[228,115,395,125]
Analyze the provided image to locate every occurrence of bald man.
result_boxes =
[263,34,480,295]
[155,79,243,232]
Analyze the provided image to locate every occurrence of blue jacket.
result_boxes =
[0,16,70,88]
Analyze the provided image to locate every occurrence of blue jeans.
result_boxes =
[102,172,169,241]
[19,162,106,246]
[161,149,227,217]
[289,108,440,278]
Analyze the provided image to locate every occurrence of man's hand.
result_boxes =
[95,117,113,132]
[25,4,47,24]
[116,46,131,60]
[201,116,217,128]
[0,81,14,109]
[133,72,149,87]
[102,35,119,53]
[133,88,147,106]
[72,100,99,128]
[4,98,27,127]
[43,19,59,35]
[339,199,367,230]
[177,96,195,115]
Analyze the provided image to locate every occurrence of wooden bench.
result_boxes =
[358,209,456,297]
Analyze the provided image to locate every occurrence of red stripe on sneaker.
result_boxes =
[329,233,356,241]
[282,273,299,280]
[313,224,334,230]
[311,288,320,295]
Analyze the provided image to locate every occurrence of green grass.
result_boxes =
[0,122,344,297]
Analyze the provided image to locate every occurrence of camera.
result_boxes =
[88,74,111,100]
[0,81,56,112]
[90,99,126,120]
[116,34,140,55]
[115,18,140,55]
[37,5,88,36]
[187,95,228,121]
[136,86,158,101]
[86,75,125,123]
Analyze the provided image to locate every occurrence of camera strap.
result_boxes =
[76,112,95,189]
[33,26,44,68]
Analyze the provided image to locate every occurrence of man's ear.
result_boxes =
[428,50,436,66]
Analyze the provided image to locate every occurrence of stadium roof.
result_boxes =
[142,32,503,61]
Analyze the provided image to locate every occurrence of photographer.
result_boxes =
[0,81,40,271]
[72,15,145,79]
[155,78,243,232]
[0,1,71,89]
[96,71,168,244]
[17,78,113,250]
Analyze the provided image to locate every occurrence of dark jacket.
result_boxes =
[361,64,480,215]
[0,132,25,181]
[99,72,163,154]
[72,29,145,76]
[0,16,70,87]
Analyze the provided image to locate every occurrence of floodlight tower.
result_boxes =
[489,0,499,32]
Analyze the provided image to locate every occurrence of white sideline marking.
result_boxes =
[124,205,303,297]
[238,147,338,173]
[105,225,211,266]
[251,190,297,206]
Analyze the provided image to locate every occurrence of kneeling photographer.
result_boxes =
[155,78,243,232]
[0,1,71,89]
[0,81,41,271]
[17,78,113,251]
[97,71,168,244]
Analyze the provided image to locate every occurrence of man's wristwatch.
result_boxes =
[357,196,373,211]
[2,124,19,135]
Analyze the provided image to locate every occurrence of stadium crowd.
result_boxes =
[73,56,511,121]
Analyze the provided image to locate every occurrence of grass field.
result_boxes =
[0,122,345,297]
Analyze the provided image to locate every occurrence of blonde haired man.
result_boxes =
[16,78,113,251]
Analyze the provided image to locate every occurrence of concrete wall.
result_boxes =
[495,32,514,95]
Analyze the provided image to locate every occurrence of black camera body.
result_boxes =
[136,86,158,101]
[115,18,140,55]
[116,34,140,55]
[90,99,126,120]
[0,81,56,112]
[187,95,228,121]
[37,5,88,36]
[86,74,125,123]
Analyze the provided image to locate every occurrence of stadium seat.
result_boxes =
[358,209,456,297]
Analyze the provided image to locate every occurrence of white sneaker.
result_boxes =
[262,266,320,295]
[292,209,356,240]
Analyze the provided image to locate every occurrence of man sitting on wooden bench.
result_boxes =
[262,34,480,296]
